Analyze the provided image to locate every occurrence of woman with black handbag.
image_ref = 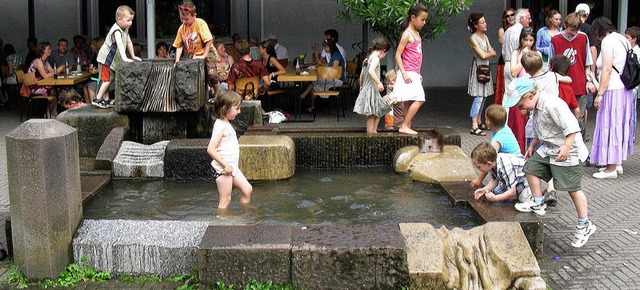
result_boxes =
[467,12,496,136]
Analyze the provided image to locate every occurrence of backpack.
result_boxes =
[613,39,640,90]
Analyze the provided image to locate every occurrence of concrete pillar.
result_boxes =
[5,119,83,280]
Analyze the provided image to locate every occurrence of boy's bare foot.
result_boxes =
[399,127,418,135]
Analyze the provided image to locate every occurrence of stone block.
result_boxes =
[116,59,206,113]
[239,135,295,180]
[140,113,189,144]
[399,222,542,289]
[164,138,211,180]
[394,146,420,173]
[398,223,447,288]
[5,119,83,279]
[95,126,126,170]
[291,225,409,289]
[73,219,208,277]
[198,225,292,288]
[113,141,169,178]
[56,105,129,158]
[409,145,477,184]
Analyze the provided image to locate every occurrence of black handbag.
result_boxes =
[476,63,491,84]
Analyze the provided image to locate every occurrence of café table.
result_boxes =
[279,66,318,119]
[37,71,92,86]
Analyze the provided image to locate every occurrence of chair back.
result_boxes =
[22,72,38,87]
[317,66,342,80]
[235,76,261,99]
[277,59,289,68]
[16,70,25,84]
[346,61,357,78]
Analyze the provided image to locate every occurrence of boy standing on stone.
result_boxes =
[504,77,595,248]
[93,5,141,108]
[471,142,531,203]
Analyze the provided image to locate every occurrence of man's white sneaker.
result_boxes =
[592,170,617,179]
[571,220,596,248]
[515,200,547,216]
[598,165,623,175]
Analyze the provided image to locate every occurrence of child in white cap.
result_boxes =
[504,77,595,248]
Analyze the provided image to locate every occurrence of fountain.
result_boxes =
[7,59,546,289]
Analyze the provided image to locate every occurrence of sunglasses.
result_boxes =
[178,5,195,14]
[505,13,515,18]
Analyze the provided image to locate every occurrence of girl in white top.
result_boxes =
[207,90,253,209]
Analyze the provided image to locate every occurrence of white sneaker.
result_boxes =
[598,165,623,175]
[515,200,547,216]
[571,220,596,248]
[592,170,617,179]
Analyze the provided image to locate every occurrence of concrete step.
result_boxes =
[73,219,209,277]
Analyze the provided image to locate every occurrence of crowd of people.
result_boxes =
[466,3,639,248]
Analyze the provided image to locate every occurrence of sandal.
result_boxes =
[478,123,488,130]
[470,128,486,136]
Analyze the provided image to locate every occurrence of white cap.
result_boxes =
[575,3,590,16]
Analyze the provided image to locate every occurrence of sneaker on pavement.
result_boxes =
[598,165,623,175]
[592,170,617,179]
[515,200,547,216]
[571,220,596,248]
[544,190,557,207]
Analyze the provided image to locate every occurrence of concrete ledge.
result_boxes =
[239,135,295,180]
[291,225,409,289]
[73,219,209,277]
[56,106,129,158]
[198,225,292,288]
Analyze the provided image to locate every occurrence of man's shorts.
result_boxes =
[99,64,115,82]
[523,152,583,192]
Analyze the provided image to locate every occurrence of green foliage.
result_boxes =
[215,280,298,290]
[4,264,28,289]
[175,267,200,290]
[39,256,111,288]
[336,0,472,45]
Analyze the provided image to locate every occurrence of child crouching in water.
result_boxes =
[471,142,532,203]
[353,37,392,134]
[207,90,252,209]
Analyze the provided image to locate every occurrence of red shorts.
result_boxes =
[99,64,112,82]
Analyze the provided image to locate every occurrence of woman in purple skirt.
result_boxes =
[590,17,635,179]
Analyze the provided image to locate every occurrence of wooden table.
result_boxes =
[38,71,92,86]
[278,67,318,82]
[279,67,318,119]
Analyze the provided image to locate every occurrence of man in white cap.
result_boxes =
[504,77,595,248]
[501,8,532,89]
[574,3,598,144]
[268,34,288,60]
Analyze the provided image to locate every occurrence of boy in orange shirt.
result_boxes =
[172,0,215,63]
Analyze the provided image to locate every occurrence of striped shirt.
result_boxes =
[490,153,529,196]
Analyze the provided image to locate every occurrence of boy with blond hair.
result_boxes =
[504,77,594,248]
[93,5,141,108]
[382,69,404,129]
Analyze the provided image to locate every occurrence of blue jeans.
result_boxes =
[469,96,486,118]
